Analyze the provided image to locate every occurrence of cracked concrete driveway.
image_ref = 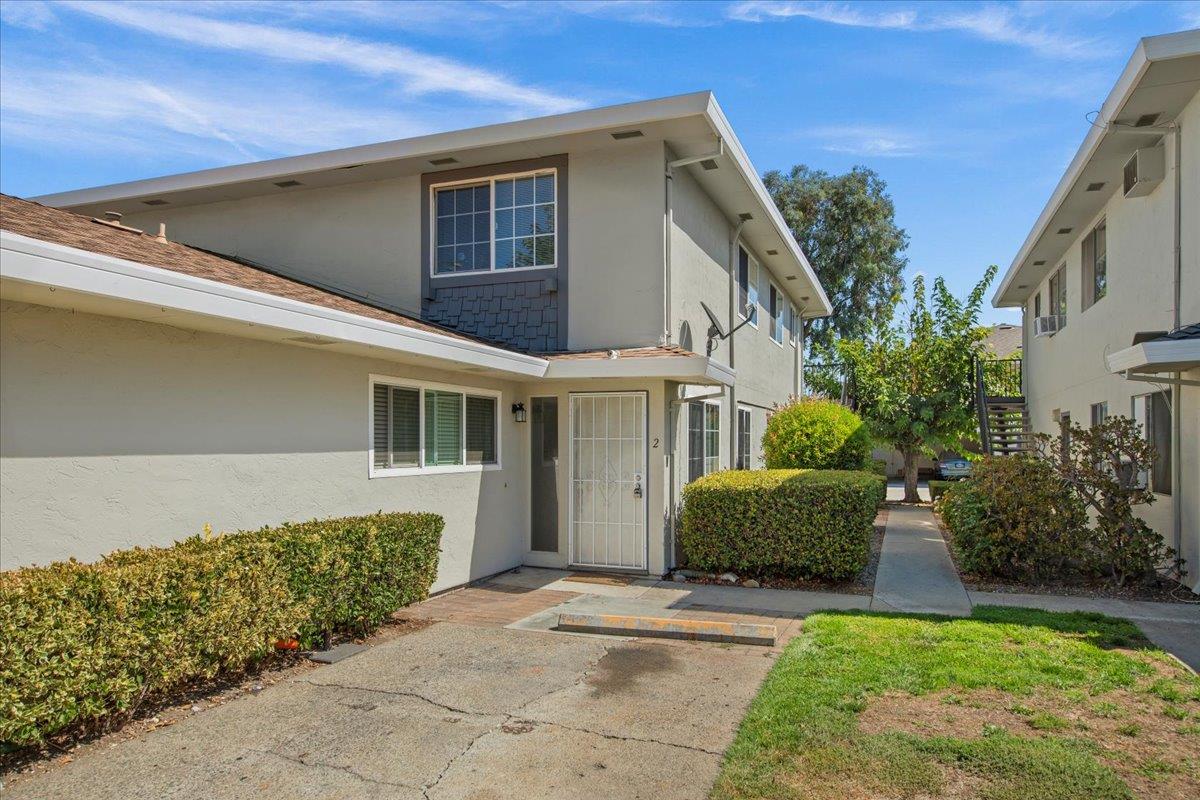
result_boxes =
[6,577,789,800]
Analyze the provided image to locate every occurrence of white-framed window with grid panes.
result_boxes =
[687,399,721,483]
[737,246,759,326]
[430,170,557,275]
[736,405,752,469]
[370,375,501,477]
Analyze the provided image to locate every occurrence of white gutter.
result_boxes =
[0,232,549,378]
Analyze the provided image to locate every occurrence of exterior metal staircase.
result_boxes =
[973,357,1033,456]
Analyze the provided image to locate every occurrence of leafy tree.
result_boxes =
[839,266,997,502]
[764,165,908,352]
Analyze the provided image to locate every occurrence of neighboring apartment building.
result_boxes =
[992,31,1200,591]
[0,92,830,590]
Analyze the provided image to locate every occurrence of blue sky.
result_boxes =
[3,1,1198,324]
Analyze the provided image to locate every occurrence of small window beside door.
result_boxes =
[687,400,720,482]
[736,406,752,469]
[1132,392,1172,495]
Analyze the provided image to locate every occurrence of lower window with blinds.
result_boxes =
[371,376,500,475]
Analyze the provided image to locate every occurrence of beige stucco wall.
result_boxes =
[566,140,666,350]
[122,176,424,314]
[0,300,530,592]
[667,162,799,481]
[1020,90,1200,589]
[119,141,670,354]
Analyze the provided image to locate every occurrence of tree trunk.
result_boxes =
[902,447,920,503]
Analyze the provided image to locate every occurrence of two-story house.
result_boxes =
[0,92,831,591]
[992,31,1200,591]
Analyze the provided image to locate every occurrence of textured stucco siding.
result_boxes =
[1021,90,1200,590]
[0,300,528,592]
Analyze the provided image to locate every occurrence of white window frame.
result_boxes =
[1131,391,1171,495]
[429,168,558,277]
[769,281,785,346]
[687,398,721,481]
[788,303,799,347]
[369,374,503,478]
[737,246,759,327]
[736,404,752,469]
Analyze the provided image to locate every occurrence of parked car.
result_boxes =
[937,455,972,480]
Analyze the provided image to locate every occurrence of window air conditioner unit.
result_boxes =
[1123,146,1165,198]
[1033,315,1062,337]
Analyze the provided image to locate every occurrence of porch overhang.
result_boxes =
[543,351,734,386]
[1106,339,1200,376]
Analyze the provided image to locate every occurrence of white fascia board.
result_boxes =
[0,232,549,378]
[34,93,715,209]
[703,95,833,318]
[1106,339,1200,373]
[993,31,1200,308]
[543,355,735,385]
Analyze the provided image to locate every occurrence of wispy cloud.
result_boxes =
[1177,0,1200,28]
[0,65,436,161]
[804,125,925,158]
[59,0,585,115]
[727,1,1102,59]
[0,0,56,29]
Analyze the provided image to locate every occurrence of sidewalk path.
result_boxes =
[871,504,972,616]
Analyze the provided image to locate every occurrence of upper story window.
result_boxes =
[788,303,799,347]
[1048,265,1067,328]
[371,375,500,476]
[1081,220,1106,310]
[433,170,556,275]
[1033,289,1041,320]
[737,247,759,326]
[769,283,784,345]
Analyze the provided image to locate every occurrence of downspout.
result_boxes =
[728,217,746,466]
[1171,121,1183,572]
[663,139,725,346]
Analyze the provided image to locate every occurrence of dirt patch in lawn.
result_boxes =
[681,507,887,596]
[0,616,435,787]
[857,686,1200,800]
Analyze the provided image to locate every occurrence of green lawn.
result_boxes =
[712,607,1200,800]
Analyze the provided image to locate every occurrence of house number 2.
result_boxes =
[651,437,659,448]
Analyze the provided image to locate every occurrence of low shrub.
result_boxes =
[936,456,1086,580]
[763,398,873,471]
[680,469,885,579]
[0,512,443,748]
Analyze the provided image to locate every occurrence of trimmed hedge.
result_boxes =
[680,469,885,579]
[762,398,873,471]
[0,512,443,748]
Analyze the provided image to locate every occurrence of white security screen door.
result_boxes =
[569,392,647,569]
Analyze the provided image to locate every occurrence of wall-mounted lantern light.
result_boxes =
[511,402,527,423]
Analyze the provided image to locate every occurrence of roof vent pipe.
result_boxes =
[104,211,122,223]
[154,223,168,244]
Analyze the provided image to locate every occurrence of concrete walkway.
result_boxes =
[871,504,972,616]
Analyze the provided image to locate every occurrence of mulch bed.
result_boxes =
[679,506,888,596]
[0,617,434,786]
[932,512,1200,605]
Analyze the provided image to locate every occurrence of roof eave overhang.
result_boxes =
[0,231,550,378]
[543,355,735,386]
[1106,339,1200,374]
[993,30,1200,309]
[702,95,834,318]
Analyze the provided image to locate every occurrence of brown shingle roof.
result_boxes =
[0,194,478,343]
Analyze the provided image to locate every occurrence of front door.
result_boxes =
[569,392,647,570]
